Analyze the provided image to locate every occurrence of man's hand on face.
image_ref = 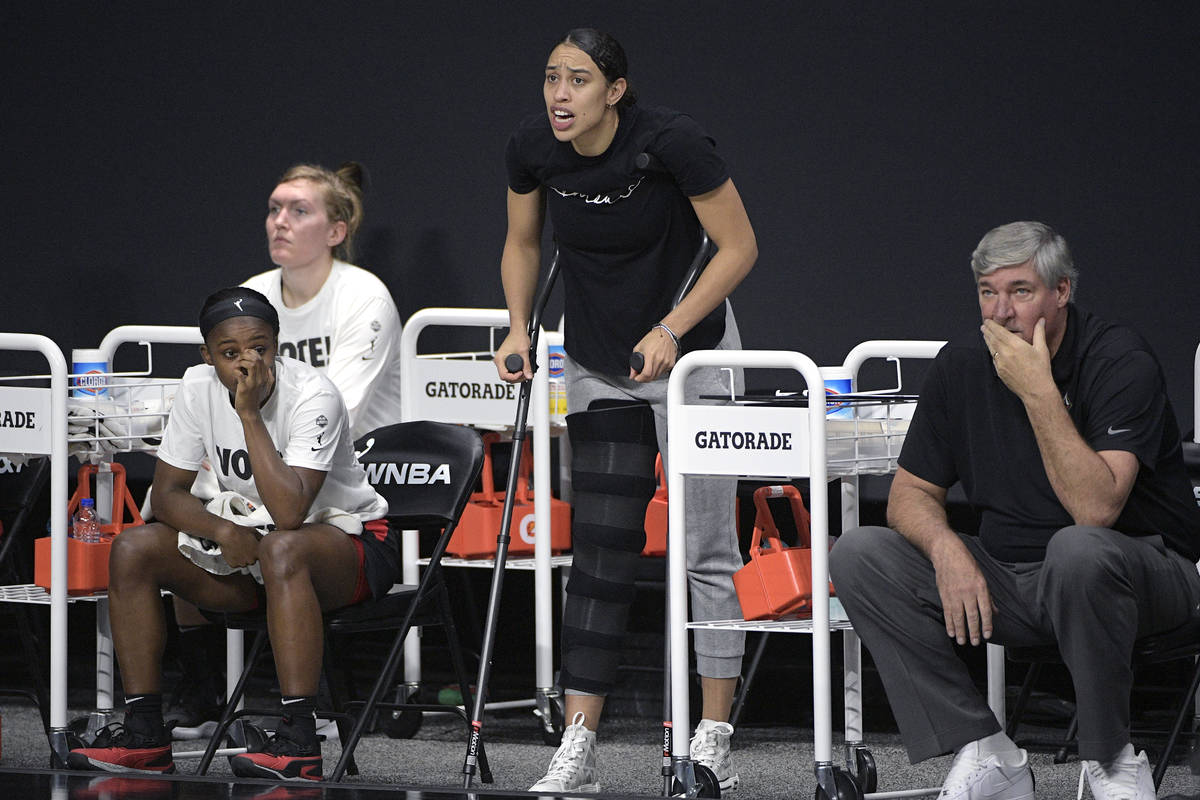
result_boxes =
[981,317,1055,402]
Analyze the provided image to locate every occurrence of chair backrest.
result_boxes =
[354,421,483,530]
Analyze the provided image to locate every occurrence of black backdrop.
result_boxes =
[6,2,1198,430]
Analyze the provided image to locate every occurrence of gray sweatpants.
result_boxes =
[829,524,1200,763]
[565,301,746,680]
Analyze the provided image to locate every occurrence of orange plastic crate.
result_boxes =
[35,536,112,595]
[33,462,144,595]
[448,434,570,558]
[733,484,833,620]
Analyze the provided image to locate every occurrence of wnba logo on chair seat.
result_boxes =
[363,461,451,485]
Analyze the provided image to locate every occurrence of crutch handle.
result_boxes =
[504,353,524,374]
[630,352,645,374]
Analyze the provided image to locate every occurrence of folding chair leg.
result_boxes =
[328,611,417,782]
[17,605,52,736]
[196,629,270,775]
[1054,714,1079,764]
[320,636,358,777]
[1006,662,1042,739]
[1152,656,1200,790]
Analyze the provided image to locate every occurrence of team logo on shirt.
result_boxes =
[550,176,644,205]
[370,320,381,332]
[316,415,328,428]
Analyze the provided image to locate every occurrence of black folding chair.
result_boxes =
[197,421,489,783]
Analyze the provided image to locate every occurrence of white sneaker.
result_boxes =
[938,741,1035,800]
[1077,744,1156,799]
[690,718,739,791]
[529,712,599,793]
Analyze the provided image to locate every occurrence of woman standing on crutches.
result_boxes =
[493,27,758,794]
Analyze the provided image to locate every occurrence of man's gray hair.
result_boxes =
[971,221,1078,296]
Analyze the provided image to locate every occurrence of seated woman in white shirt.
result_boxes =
[68,287,398,782]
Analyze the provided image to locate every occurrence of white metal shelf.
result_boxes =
[419,555,573,570]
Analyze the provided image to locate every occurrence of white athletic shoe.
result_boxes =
[938,741,1035,800]
[1077,743,1156,799]
[528,712,599,793]
[690,718,739,791]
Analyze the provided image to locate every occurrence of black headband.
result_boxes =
[199,294,280,340]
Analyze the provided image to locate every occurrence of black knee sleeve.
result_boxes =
[559,401,658,695]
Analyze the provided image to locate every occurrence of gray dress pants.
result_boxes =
[829,524,1200,763]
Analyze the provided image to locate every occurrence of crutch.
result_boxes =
[460,244,562,786]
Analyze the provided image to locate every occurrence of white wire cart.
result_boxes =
[666,341,953,800]
[399,307,569,742]
[0,325,203,765]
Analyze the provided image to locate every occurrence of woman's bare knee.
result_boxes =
[110,523,182,587]
[257,529,308,583]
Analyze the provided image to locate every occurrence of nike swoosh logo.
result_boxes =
[1108,426,1131,435]
[360,355,375,361]
[311,446,324,451]
[126,696,145,704]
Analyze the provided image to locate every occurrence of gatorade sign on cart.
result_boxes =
[71,348,109,398]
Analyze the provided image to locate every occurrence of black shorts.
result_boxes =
[352,520,402,603]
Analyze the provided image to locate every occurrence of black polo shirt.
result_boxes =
[899,304,1200,562]
[505,104,729,376]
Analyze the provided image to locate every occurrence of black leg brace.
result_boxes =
[559,400,659,696]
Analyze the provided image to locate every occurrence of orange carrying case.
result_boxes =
[447,433,570,558]
[733,484,833,620]
[35,462,144,595]
[642,455,668,556]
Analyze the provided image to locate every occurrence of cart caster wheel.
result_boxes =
[228,720,269,751]
[853,747,877,794]
[535,699,564,745]
[670,764,721,798]
[815,768,862,800]
[67,715,90,739]
[693,763,721,798]
[383,709,423,739]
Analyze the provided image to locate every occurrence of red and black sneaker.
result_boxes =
[229,723,322,782]
[66,722,175,774]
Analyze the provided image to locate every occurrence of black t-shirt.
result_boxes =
[505,104,729,375]
[899,304,1200,562]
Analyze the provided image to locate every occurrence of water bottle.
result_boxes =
[72,498,102,543]
[547,344,567,424]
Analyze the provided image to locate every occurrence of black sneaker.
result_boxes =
[228,719,322,781]
[66,722,175,774]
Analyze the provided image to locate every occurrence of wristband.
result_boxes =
[654,322,681,357]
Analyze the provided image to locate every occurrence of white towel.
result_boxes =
[177,491,363,583]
